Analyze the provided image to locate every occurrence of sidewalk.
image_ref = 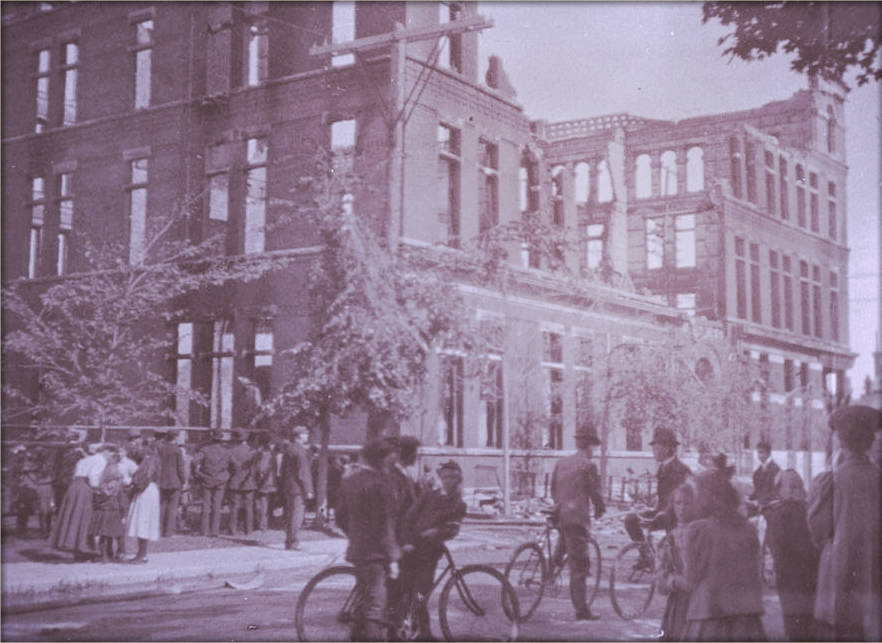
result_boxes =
[1,519,533,614]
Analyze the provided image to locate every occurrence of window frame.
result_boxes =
[131,18,154,109]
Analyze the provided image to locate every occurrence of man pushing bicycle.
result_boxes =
[550,422,606,621]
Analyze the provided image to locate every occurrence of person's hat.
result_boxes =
[437,459,463,475]
[574,423,601,446]
[232,430,246,442]
[756,440,772,452]
[649,427,680,447]
[711,453,735,479]
[829,405,882,453]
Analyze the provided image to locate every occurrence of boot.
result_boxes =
[129,537,148,563]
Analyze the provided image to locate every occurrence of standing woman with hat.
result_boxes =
[807,405,881,641]
[550,423,606,620]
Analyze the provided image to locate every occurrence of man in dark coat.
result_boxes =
[808,405,881,641]
[279,425,314,550]
[227,430,256,535]
[625,426,691,546]
[192,430,232,537]
[157,430,186,537]
[336,437,400,641]
[749,440,781,508]
[551,423,606,620]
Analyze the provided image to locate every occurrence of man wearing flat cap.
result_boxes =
[807,405,881,641]
[192,430,232,537]
[624,426,691,556]
[550,422,606,620]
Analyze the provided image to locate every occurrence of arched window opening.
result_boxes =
[574,161,590,206]
[686,146,704,192]
[635,154,652,199]
[551,165,565,226]
[596,159,613,203]
[660,150,677,196]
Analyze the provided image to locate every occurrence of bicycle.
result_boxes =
[295,544,521,641]
[504,507,602,621]
[608,518,658,620]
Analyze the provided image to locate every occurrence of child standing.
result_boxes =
[89,448,126,561]
[657,482,695,641]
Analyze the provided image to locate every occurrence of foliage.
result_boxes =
[703,2,882,87]
[2,205,287,429]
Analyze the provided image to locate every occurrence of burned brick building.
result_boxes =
[2,2,854,483]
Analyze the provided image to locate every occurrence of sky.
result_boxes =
[476,1,881,390]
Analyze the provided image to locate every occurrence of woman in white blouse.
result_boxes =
[50,443,107,561]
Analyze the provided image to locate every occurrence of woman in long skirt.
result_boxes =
[126,446,161,563]
[50,445,107,562]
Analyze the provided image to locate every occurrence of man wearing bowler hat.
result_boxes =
[551,422,606,620]
[624,426,691,558]
[808,405,881,641]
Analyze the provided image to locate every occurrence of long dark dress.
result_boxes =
[50,477,94,554]
[657,526,691,641]
[89,491,126,538]
[764,499,819,641]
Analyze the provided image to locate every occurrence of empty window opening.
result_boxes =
[675,214,696,268]
[133,19,153,109]
[574,161,590,206]
[332,1,355,67]
[245,137,268,254]
[57,172,73,275]
[586,223,604,271]
[645,218,663,270]
[246,23,268,86]
[128,158,149,265]
[660,150,677,196]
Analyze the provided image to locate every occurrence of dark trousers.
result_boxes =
[398,549,442,637]
[284,493,305,548]
[625,510,673,543]
[229,490,255,535]
[353,561,388,641]
[160,488,180,536]
[201,485,225,536]
[560,524,590,615]
[255,492,272,531]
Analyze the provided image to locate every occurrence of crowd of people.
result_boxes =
[4,425,354,561]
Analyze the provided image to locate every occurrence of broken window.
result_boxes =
[133,19,153,109]
[57,172,73,275]
[62,42,78,126]
[551,165,564,226]
[244,137,268,253]
[35,49,50,133]
[128,158,149,265]
[438,124,461,248]
[660,150,677,196]
[28,177,46,278]
[635,154,651,199]
[686,146,703,192]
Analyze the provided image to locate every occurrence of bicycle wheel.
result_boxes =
[503,542,547,621]
[295,566,360,642]
[439,564,520,641]
[585,536,603,609]
[609,541,655,620]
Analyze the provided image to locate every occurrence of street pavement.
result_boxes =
[1,516,787,640]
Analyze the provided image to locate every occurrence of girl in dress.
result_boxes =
[657,482,695,641]
[681,467,767,641]
[89,448,126,562]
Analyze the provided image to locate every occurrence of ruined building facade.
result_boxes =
[2,2,854,478]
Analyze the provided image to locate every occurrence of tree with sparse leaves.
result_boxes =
[2,205,288,437]
[703,2,882,87]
